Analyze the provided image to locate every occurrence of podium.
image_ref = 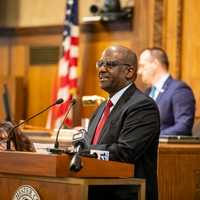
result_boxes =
[0,151,145,200]
[158,143,200,200]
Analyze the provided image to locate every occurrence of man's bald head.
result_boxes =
[101,45,138,69]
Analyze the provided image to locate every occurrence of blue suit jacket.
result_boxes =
[146,76,195,136]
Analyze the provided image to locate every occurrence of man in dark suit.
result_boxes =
[87,45,160,200]
[138,47,195,136]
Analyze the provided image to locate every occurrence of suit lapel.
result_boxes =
[145,87,151,96]
[156,76,172,103]
[98,84,137,143]
[110,84,136,116]
[88,102,106,144]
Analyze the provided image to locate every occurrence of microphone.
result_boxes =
[71,129,89,151]
[69,129,97,172]
[69,129,87,172]
[6,98,64,150]
[50,98,76,154]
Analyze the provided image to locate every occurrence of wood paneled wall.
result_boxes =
[181,1,200,118]
[0,0,66,27]
[0,45,9,76]
[0,76,24,122]
[0,33,62,126]
[15,34,61,126]
[162,0,200,119]
[162,0,183,79]
[0,0,131,27]
[1,0,200,126]
[0,0,154,126]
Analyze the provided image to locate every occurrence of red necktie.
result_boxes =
[92,100,113,144]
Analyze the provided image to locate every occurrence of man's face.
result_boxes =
[138,50,156,85]
[96,47,132,96]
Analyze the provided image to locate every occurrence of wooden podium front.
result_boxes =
[158,143,200,200]
[0,151,145,200]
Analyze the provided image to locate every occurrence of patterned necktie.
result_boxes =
[149,86,156,99]
[92,100,113,144]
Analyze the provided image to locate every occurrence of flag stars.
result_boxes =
[63,31,68,37]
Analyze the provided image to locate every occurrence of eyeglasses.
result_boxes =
[96,60,132,68]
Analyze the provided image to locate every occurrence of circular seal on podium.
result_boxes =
[12,185,40,200]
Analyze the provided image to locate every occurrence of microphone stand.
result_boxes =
[69,145,83,171]
[68,144,97,172]
[50,99,76,154]
[6,98,64,150]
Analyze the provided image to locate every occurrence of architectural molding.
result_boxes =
[0,26,63,37]
[175,0,183,79]
[153,0,164,47]
[153,0,183,79]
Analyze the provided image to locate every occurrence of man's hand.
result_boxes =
[0,121,36,152]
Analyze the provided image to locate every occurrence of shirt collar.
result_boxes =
[109,83,132,106]
[153,73,170,92]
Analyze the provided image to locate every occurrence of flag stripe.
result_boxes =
[59,77,77,88]
[47,0,79,129]
[71,37,79,45]
[55,99,72,118]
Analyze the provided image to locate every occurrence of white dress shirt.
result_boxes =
[109,83,132,111]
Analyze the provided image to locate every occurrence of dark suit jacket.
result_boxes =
[87,84,160,200]
[146,76,195,136]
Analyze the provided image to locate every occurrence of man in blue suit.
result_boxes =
[138,47,195,136]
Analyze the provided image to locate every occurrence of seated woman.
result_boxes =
[0,121,35,152]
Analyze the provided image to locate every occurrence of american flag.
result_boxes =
[47,0,79,129]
